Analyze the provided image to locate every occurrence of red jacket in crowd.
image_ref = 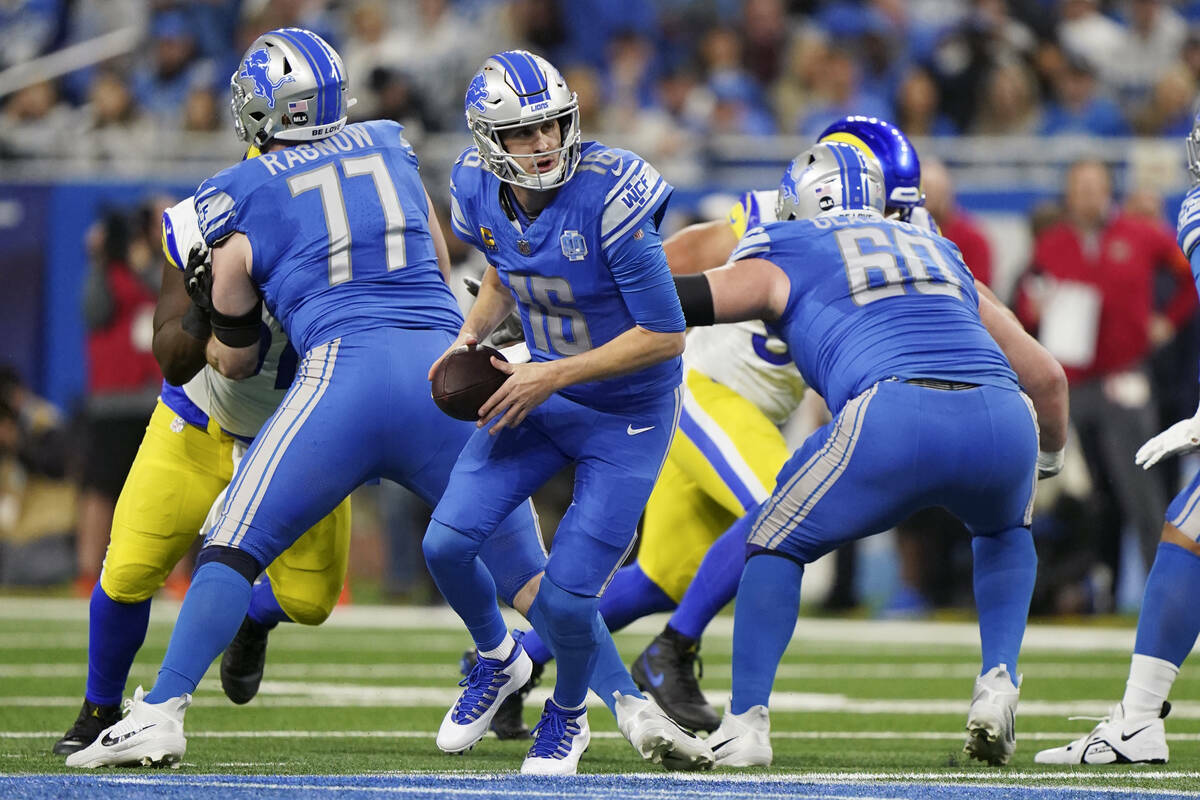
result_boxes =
[86,262,161,394]
[1023,214,1196,383]
[940,210,992,288]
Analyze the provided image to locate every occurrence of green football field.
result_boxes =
[2,597,1199,797]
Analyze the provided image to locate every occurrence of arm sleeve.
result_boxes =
[606,219,685,333]
[730,226,771,262]
[600,157,672,254]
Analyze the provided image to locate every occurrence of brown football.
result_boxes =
[431,344,509,421]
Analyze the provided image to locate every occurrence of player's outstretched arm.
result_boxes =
[977,287,1068,474]
[673,258,790,327]
[425,188,453,285]
[206,233,262,381]
[152,259,209,385]
[428,264,516,380]
[664,220,739,276]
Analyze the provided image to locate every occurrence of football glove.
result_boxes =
[464,275,525,347]
[1136,412,1200,470]
[1036,448,1065,480]
[184,243,213,312]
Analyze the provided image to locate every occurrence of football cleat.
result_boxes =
[459,632,544,740]
[631,628,720,733]
[1034,702,1170,765]
[437,639,533,754]
[65,687,189,768]
[614,691,715,771]
[520,699,590,775]
[221,615,271,705]
[963,664,1020,766]
[708,701,773,767]
[52,698,122,755]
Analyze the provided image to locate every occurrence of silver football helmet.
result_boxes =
[464,50,581,191]
[776,142,886,221]
[1188,101,1200,184]
[230,28,355,147]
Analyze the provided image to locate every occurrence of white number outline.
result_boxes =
[836,225,964,306]
[509,274,592,356]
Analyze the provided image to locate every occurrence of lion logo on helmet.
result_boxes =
[465,73,489,114]
[239,48,295,109]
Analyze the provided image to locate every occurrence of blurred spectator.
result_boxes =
[894,66,957,137]
[923,157,993,287]
[562,64,605,133]
[708,73,776,135]
[74,207,162,594]
[0,80,74,159]
[1110,0,1187,100]
[971,59,1043,135]
[772,28,830,133]
[604,30,659,118]
[75,69,156,163]
[369,68,443,138]
[795,46,891,138]
[0,0,66,71]
[1016,160,1196,607]
[181,87,221,133]
[505,0,568,64]
[1039,56,1130,137]
[1057,0,1127,83]
[1131,65,1195,137]
[129,11,216,123]
[741,0,791,87]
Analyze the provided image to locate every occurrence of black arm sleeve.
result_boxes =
[210,301,263,348]
[673,274,715,327]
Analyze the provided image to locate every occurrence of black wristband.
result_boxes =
[181,303,211,340]
[210,301,263,348]
[673,274,715,327]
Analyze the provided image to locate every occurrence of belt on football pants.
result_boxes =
[903,377,980,391]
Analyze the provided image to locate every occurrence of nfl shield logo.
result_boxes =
[518,239,532,256]
[560,230,587,261]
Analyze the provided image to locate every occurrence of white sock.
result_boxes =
[1122,654,1179,718]
[479,633,515,662]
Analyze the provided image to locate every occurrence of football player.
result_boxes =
[52,163,352,755]
[66,28,549,769]
[672,142,1067,767]
[1034,115,1200,766]
[423,50,713,774]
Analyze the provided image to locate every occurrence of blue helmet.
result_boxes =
[817,116,923,217]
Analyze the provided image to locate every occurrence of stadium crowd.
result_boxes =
[2,0,1200,625]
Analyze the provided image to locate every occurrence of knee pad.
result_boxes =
[422,519,481,573]
[533,577,601,650]
[99,562,167,604]
[272,593,330,626]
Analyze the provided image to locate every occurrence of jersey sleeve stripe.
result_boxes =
[600,175,668,250]
[449,193,470,236]
[1181,224,1200,260]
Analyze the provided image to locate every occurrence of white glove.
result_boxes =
[1036,448,1065,480]
[1135,414,1200,469]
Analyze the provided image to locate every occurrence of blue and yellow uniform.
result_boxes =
[101,194,349,626]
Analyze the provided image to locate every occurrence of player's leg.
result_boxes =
[54,401,229,755]
[939,386,1039,767]
[221,496,352,704]
[1035,474,1200,765]
[67,339,376,768]
[713,383,924,766]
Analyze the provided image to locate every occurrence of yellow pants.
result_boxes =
[638,370,792,602]
[101,399,351,625]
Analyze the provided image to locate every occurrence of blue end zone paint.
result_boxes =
[2,775,1197,800]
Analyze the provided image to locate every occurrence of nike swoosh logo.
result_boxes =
[101,723,156,747]
[627,425,654,435]
[1122,725,1153,742]
[641,653,665,687]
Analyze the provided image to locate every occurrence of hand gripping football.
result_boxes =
[431,344,509,421]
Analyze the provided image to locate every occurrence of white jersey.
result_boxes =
[682,190,807,426]
[161,197,291,440]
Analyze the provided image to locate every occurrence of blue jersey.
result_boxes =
[194,120,463,354]
[733,213,1018,414]
[449,141,685,410]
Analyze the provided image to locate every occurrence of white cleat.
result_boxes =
[520,699,590,775]
[963,664,1020,766]
[707,702,772,767]
[65,687,189,768]
[437,639,532,754]
[614,691,714,771]
[1035,702,1170,765]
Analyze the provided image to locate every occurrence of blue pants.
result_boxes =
[750,380,1038,561]
[433,385,682,596]
[204,328,545,602]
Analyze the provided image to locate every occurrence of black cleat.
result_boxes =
[52,698,122,755]
[221,616,271,705]
[631,627,720,733]
[459,634,545,740]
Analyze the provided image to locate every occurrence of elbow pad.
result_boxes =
[210,301,263,348]
[673,274,715,327]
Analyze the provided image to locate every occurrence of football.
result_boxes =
[431,343,509,421]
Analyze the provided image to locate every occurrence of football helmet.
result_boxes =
[464,50,581,191]
[1187,103,1200,184]
[229,28,354,147]
[818,116,923,217]
[776,142,886,221]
